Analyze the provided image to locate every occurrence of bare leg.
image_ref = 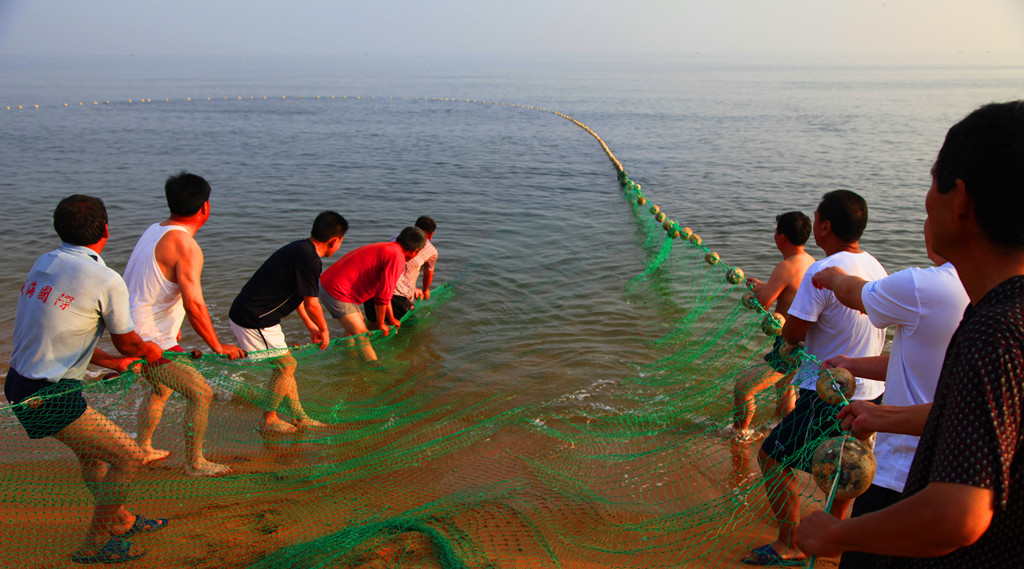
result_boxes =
[336,313,378,361]
[136,379,172,464]
[260,353,323,431]
[144,361,230,476]
[772,376,797,421]
[755,448,807,561]
[52,407,146,558]
[732,364,783,433]
[275,357,325,430]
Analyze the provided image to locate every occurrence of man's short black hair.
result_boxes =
[934,100,1024,249]
[415,216,436,234]
[165,171,211,217]
[775,211,811,246]
[395,226,427,253]
[311,211,348,242]
[817,190,868,244]
[54,195,107,246]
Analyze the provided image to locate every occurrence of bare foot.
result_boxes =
[140,448,170,465]
[184,459,232,477]
[109,509,137,536]
[293,417,328,429]
[260,418,298,434]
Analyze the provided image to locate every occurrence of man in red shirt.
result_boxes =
[319,226,426,361]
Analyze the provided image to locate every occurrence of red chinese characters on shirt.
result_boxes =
[19,280,74,311]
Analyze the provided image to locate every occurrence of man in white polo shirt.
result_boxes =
[6,195,165,563]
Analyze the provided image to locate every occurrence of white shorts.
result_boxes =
[229,320,290,359]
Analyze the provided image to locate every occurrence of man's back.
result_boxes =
[864,262,969,493]
[124,223,189,348]
[771,251,815,316]
[789,250,888,399]
[395,239,438,300]
[11,244,135,381]
[321,242,405,305]
[229,239,322,329]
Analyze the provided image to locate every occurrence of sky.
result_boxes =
[1,0,1023,56]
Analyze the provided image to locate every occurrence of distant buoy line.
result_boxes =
[5,91,770,337]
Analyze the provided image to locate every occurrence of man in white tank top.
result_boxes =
[124,172,244,477]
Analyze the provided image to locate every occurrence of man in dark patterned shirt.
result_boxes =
[795,100,1024,567]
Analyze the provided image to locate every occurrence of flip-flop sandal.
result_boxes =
[119,514,168,538]
[741,544,807,566]
[71,538,146,564]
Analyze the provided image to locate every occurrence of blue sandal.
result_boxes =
[71,538,146,564]
[120,514,168,538]
[741,544,807,566]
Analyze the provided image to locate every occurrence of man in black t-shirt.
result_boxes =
[228,211,347,433]
[794,101,1024,568]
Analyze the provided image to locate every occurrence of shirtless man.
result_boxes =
[124,171,244,477]
[731,211,816,438]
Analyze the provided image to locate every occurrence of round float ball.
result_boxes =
[741,291,759,310]
[681,227,693,240]
[649,205,660,215]
[761,312,785,336]
[779,340,804,367]
[655,212,666,223]
[637,196,647,206]
[705,251,720,265]
[816,367,856,405]
[662,219,675,231]
[812,436,876,500]
[669,229,680,239]
[726,267,745,284]
[688,233,702,246]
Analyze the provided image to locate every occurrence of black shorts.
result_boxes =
[760,388,883,473]
[838,484,903,569]
[4,368,87,439]
[763,335,798,375]
[363,296,414,324]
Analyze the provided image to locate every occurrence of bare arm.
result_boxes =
[822,354,889,381]
[812,266,868,313]
[781,314,813,346]
[172,236,244,359]
[837,401,933,439]
[108,331,164,364]
[420,267,434,300]
[91,347,144,373]
[796,482,993,558]
[298,297,330,350]
[749,264,790,310]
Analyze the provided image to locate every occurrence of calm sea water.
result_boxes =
[1,53,1022,405]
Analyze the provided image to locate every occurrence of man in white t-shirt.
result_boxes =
[809,219,969,569]
[744,190,888,566]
